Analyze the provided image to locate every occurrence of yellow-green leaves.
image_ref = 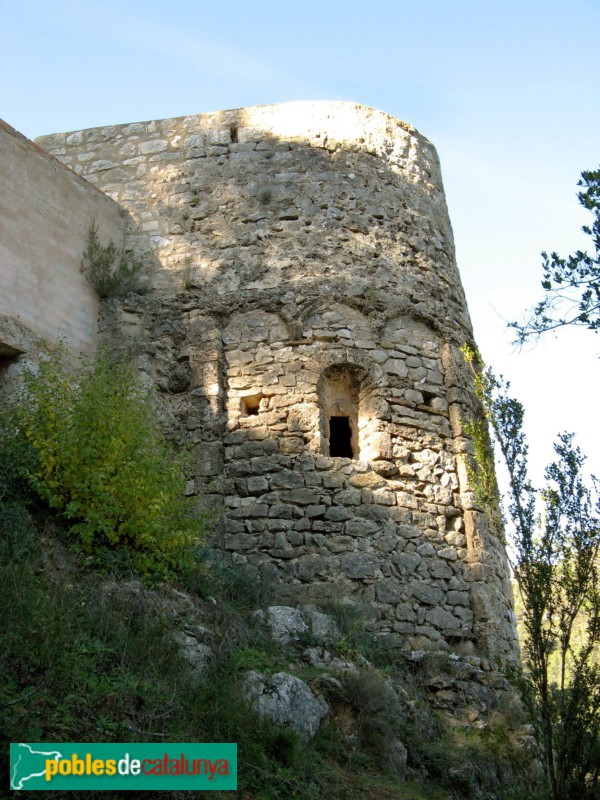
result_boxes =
[15,348,205,579]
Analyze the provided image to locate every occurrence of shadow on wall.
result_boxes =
[38,105,516,661]
[36,103,473,346]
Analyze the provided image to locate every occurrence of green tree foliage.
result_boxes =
[464,348,600,800]
[6,348,204,578]
[511,168,600,343]
[81,220,145,298]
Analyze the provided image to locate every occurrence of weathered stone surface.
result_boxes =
[345,519,380,537]
[171,631,212,678]
[342,553,378,579]
[305,611,339,642]
[256,606,308,643]
[376,578,404,604]
[271,470,305,489]
[1,123,126,362]
[243,670,329,741]
[412,584,445,606]
[426,607,462,630]
[257,606,339,645]
[393,552,422,574]
[32,102,519,663]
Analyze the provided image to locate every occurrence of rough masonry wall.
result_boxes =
[0,120,127,364]
[38,102,518,661]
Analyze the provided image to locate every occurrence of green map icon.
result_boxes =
[11,743,63,790]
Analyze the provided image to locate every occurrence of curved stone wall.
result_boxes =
[38,102,518,661]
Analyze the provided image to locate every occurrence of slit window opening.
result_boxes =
[329,415,354,458]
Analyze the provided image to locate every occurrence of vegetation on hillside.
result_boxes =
[0,515,538,800]
[1,348,539,800]
[2,347,204,579]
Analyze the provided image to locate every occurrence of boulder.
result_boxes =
[244,671,329,740]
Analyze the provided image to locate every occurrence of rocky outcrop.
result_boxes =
[243,671,329,741]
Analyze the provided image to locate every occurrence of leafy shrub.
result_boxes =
[10,347,205,578]
[81,220,145,298]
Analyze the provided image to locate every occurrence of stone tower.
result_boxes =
[38,101,518,661]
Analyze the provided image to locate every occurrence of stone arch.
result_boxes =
[302,303,373,343]
[380,314,441,353]
[318,364,363,459]
[317,363,386,461]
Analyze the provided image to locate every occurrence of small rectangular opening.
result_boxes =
[241,394,262,416]
[329,416,354,458]
[422,390,435,407]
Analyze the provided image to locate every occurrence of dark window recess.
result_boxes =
[422,391,435,407]
[329,416,353,458]
[0,351,20,379]
[241,395,261,415]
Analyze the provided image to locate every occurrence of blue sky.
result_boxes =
[2,0,599,482]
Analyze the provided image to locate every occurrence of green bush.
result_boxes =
[10,347,205,578]
[81,220,144,298]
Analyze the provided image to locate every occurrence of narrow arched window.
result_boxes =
[318,364,363,459]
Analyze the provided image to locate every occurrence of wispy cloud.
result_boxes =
[41,0,319,99]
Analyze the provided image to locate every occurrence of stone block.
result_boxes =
[386,359,409,377]
[438,547,458,561]
[342,552,377,579]
[428,560,454,579]
[425,607,462,630]
[287,530,305,546]
[411,583,444,605]
[225,533,256,552]
[447,591,470,606]
[244,671,328,741]
[247,476,270,494]
[322,472,346,489]
[376,578,403,603]
[373,489,396,506]
[269,503,295,519]
[306,504,327,518]
[395,603,416,622]
[349,473,386,490]
[334,488,362,506]
[397,524,421,539]
[324,506,353,522]
[282,488,322,505]
[393,552,422,574]
[271,470,305,489]
[297,554,322,581]
[325,536,354,553]
[270,547,306,559]
[345,519,380,537]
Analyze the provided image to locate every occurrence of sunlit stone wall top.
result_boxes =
[37,101,472,344]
